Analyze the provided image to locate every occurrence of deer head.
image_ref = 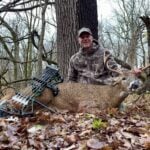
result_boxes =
[104,55,144,92]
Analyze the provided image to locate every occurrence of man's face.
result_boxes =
[78,32,93,48]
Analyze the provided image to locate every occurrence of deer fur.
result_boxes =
[32,75,136,113]
[0,88,16,101]
[49,80,129,113]
[0,75,141,114]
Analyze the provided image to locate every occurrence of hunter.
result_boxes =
[67,27,118,84]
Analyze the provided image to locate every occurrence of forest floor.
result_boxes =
[0,94,149,150]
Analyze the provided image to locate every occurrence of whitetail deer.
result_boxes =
[46,65,148,113]
[1,64,149,115]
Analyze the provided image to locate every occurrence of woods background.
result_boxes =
[0,0,149,91]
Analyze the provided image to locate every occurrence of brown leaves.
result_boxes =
[0,94,149,149]
[87,138,107,149]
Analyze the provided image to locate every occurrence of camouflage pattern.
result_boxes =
[67,41,118,84]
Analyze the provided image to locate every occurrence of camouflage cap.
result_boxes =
[78,27,92,37]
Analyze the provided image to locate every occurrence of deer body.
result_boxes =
[1,64,149,115]
[37,80,129,113]
[0,76,137,113]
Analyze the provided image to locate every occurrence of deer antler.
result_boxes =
[104,50,123,75]
[106,61,124,75]
[141,64,150,71]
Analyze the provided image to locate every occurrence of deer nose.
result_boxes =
[129,80,141,90]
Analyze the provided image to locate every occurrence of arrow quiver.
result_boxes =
[0,65,63,117]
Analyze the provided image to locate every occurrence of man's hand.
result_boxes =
[133,68,142,76]
[133,68,147,82]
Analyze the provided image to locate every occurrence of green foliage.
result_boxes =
[92,118,107,130]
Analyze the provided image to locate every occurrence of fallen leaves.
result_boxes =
[87,138,107,149]
[0,94,149,149]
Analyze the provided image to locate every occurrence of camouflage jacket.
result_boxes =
[67,41,118,84]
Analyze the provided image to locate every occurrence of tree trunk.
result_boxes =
[37,0,48,74]
[140,16,150,64]
[55,0,78,79]
[128,30,138,66]
[77,0,98,40]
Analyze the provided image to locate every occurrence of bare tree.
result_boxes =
[100,0,149,67]
[0,0,55,13]
[0,0,56,89]
[0,16,20,80]
[37,0,48,74]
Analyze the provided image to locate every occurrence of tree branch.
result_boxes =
[0,0,55,13]
[1,78,32,86]
[0,57,38,64]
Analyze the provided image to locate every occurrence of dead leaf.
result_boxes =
[79,129,91,137]
[62,144,76,150]
[87,138,107,149]
[65,134,78,144]
[27,124,44,133]
[50,115,66,123]
[144,141,150,150]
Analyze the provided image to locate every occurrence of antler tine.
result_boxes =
[106,61,123,75]
[141,64,150,71]
[104,50,123,75]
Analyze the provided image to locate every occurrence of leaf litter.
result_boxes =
[0,94,149,150]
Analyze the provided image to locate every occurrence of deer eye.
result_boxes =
[122,77,126,80]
